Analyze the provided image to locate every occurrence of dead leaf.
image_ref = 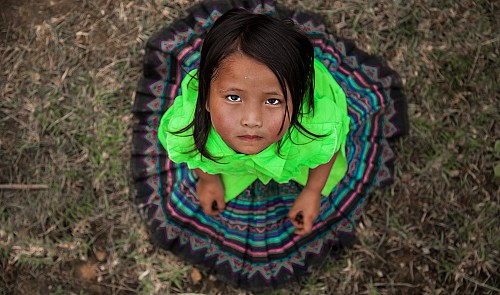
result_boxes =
[75,262,98,281]
[190,267,202,284]
[93,246,108,262]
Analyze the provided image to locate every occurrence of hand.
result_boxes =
[288,187,321,236]
[196,176,226,216]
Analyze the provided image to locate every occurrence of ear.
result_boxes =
[205,100,210,112]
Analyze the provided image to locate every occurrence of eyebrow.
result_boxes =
[219,88,283,96]
[264,91,283,96]
[219,87,244,93]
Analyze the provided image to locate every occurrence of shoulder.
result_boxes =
[297,59,347,138]
[158,69,200,161]
[161,69,199,127]
[312,59,346,110]
[284,59,350,168]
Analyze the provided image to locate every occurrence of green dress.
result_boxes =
[158,59,350,201]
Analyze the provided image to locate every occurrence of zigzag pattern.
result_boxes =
[251,2,275,14]
[224,219,287,233]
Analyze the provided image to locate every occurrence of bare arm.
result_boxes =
[194,168,226,216]
[288,151,339,235]
[305,151,338,193]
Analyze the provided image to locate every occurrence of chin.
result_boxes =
[234,146,266,155]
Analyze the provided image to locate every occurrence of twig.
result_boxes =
[0,184,49,190]
[97,282,137,292]
[469,37,500,80]
[467,45,481,81]
[96,58,131,78]
[481,36,500,46]
[460,273,500,293]
[373,282,420,288]
[46,110,74,131]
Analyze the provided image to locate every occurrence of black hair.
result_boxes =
[175,8,323,160]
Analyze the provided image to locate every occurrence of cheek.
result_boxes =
[267,111,290,138]
[209,104,236,136]
[270,98,293,137]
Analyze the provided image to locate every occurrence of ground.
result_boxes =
[0,0,499,294]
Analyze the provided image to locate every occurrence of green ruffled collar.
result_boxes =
[205,125,293,178]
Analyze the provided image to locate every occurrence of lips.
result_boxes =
[238,135,263,141]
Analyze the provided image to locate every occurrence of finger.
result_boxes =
[202,204,214,216]
[206,209,219,216]
[303,217,313,235]
[291,218,304,229]
[289,212,304,229]
[294,228,305,236]
[211,201,218,211]
[209,202,221,216]
[201,201,217,216]
[208,200,224,215]
[295,211,304,225]
[216,199,226,212]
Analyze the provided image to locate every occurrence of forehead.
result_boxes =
[213,53,283,92]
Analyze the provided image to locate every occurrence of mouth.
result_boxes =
[237,135,263,141]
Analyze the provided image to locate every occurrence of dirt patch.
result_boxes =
[2,260,110,295]
[1,0,79,29]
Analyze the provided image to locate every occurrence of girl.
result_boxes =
[132,0,408,292]
[159,8,350,237]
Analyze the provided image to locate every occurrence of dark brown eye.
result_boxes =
[266,98,280,105]
[226,95,241,102]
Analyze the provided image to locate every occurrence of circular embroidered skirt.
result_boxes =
[131,0,409,291]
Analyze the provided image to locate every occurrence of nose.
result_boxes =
[240,104,262,128]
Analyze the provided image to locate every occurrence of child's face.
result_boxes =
[207,53,292,155]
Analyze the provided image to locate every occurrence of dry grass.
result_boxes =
[1,0,499,294]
